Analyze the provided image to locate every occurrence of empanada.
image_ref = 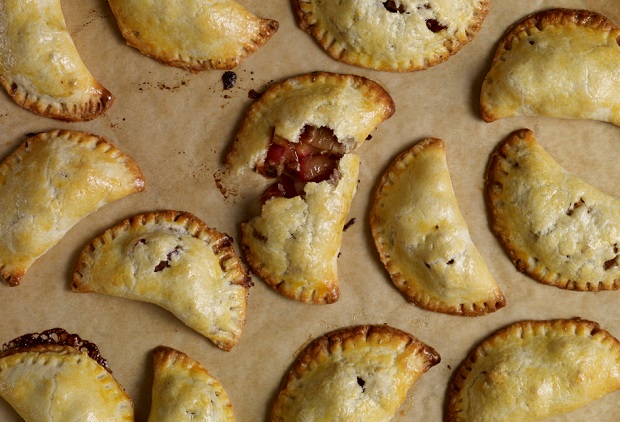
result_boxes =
[226,72,394,304]
[292,0,490,72]
[148,346,235,421]
[480,9,620,126]
[371,138,505,315]
[0,130,145,287]
[446,318,620,421]
[0,0,114,121]
[108,0,278,71]
[0,328,134,421]
[271,324,440,421]
[486,129,620,291]
[73,211,251,351]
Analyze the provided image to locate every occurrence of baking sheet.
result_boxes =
[1,0,620,420]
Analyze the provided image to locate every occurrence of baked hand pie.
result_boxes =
[271,324,440,421]
[0,0,114,121]
[0,129,145,287]
[72,211,251,351]
[0,328,134,421]
[446,319,620,421]
[371,138,505,315]
[486,129,620,291]
[292,0,490,71]
[480,9,620,126]
[107,0,278,71]
[148,346,236,421]
[226,72,394,304]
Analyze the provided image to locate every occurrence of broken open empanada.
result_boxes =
[108,0,278,71]
[292,0,490,71]
[480,9,620,126]
[149,346,235,421]
[0,0,114,121]
[446,319,620,421]
[73,211,251,351]
[0,328,134,421]
[226,72,394,304]
[0,129,145,286]
[486,129,620,291]
[271,324,440,421]
[371,138,505,315]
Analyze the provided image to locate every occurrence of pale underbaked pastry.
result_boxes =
[73,211,251,351]
[108,0,278,71]
[148,346,235,422]
[446,318,620,421]
[0,328,134,421]
[486,129,620,291]
[271,324,440,421]
[480,9,620,126]
[0,0,114,121]
[0,130,145,287]
[226,72,394,304]
[371,138,505,315]
[292,0,490,72]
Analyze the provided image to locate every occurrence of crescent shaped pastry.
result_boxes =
[148,346,235,421]
[292,0,490,72]
[480,9,620,126]
[107,0,279,71]
[0,0,114,121]
[0,130,145,287]
[486,129,620,291]
[271,325,440,421]
[371,138,505,315]
[226,73,394,304]
[446,319,620,421]
[0,328,134,421]
[73,211,251,351]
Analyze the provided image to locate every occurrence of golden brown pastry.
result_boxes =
[446,319,620,421]
[480,9,620,126]
[107,0,278,71]
[226,72,394,304]
[271,324,440,421]
[73,211,251,351]
[0,0,114,121]
[0,130,145,287]
[0,328,134,421]
[486,129,620,291]
[292,0,490,72]
[371,138,505,315]
[148,346,235,421]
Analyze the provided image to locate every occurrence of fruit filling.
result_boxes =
[257,125,345,203]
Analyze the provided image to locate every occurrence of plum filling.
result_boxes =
[257,126,345,203]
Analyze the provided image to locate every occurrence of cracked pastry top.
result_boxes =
[446,319,620,421]
[271,324,440,421]
[486,129,620,291]
[107,0,279,71]
[292,0,490,71]
[480,9,620,126]
[0,0,114,121]
[149,346,236,421]
[371,138,505,316]
[0,328,134,421]
[226,72,394,304]
[0,130,145,287]
[72,211,251,351]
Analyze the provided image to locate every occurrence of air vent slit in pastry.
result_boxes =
[226,72,394,304]
[0,0,114,121]
[107,0,278,71]
[73,211,251,351]
[0,130,145,286]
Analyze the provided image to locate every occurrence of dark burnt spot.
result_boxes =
[357,376,366,392]
[383,0,406,13]
[222,71,237,90]
[343,218,356,231]
[154,246,181,272]
[426,19,447,32]
[248,89,263,99]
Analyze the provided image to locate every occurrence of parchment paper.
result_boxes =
[1,1,619,420]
